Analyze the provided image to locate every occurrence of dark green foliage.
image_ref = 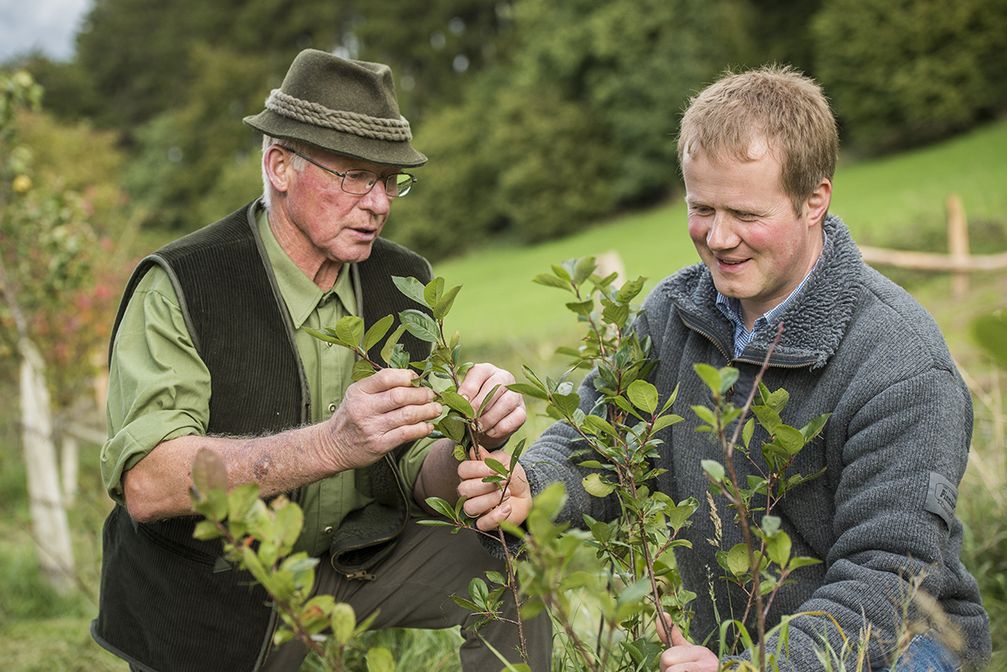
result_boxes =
[124,45,272,229]
[812,0,1007,151]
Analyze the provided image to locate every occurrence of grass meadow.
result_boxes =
[1,121,1005,670]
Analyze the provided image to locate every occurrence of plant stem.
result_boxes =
[718,323,784,670]
[497,527,530,663]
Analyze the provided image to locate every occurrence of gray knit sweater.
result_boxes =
[520,216,991,670]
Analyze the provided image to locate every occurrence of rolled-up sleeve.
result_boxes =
[100,266,210,504]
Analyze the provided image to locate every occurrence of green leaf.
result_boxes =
[440,391,474,418]
[352,359,377,381]
[335,315,365,348]
[433,284,461,320]
[330,602,356,645]
[192,520,222,541]
[227,483,260,523]
[507,382,549,401]
[776,425,806,455]
[363,315,395,351]
[692,405,717,426]
[452,443,469,461]
[583,473,616,498]
[701,459,725,483]
[484,458,510,477]
[389,345,411,369]
[477,384,502,417]
[551,263,572,281]
[615,578,651,621]
[719,367,739,394]
[380,325,407,366]
[565,299,594,317]
[726,543,750,576]
[582,414,617,438]
[787,556,823,570]
[693,363,722,395]
[616,276,646,303]
[627,379,658,414]
[302,326,342,346]
[399,309,440,343]
[652,413,684,433]
[742,418,755,449]
[666,497,699,533]
[532,273,571,291]
[572,256,596,285]
[801,413,831,442]
[392,276,429,307]
[366,647,396,672]
[767,531,792,567]
[423,277,445,307]
[601,299,629,328]
[425,496,458,521]
[437,413,467,443]
[761,515,781,536]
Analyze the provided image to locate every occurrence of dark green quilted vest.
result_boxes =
[91,201,432,672]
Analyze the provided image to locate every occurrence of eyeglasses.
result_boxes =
[280,146,416,198]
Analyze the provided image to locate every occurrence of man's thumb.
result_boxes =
[670,624,690,647]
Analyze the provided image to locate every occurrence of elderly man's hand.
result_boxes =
[457,447,532,531]
[320,368,441,472]
[457,363,526,450]
[657,614,719,672]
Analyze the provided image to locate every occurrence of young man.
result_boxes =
[92,49,550,672]
[459,66,990,670]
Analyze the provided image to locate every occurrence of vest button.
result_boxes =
[323,526,334,535]
[327,402,337,414]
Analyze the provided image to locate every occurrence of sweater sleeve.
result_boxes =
[732,365,976,670]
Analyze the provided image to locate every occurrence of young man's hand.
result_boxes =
[657,613,719,672]
[457,448,532,531]
[457,363,526,449]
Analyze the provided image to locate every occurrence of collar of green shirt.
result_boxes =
[256,205,357,328]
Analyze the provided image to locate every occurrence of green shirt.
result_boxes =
[101,206,432,555]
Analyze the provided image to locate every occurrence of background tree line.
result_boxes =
[14,0,1007,264]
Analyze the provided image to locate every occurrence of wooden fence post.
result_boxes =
[946,194,970,300]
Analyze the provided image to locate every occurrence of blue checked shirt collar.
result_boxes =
[715,232,827,359]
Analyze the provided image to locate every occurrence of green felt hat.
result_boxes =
[244,49,426,167]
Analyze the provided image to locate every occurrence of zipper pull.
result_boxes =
[343,569,376,581]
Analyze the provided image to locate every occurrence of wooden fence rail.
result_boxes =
[858,194,1007,299]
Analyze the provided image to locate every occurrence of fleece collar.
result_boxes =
[661,215,865,370]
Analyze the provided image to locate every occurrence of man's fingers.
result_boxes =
[478,403,527,441]
[656,612,672,645]
[354,367,419,392]
[670,624,689,647]
[456,475,499,500]
[462,489,509,518]
[377,402,443,430]
[475,502,513,532]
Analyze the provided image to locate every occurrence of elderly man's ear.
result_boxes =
[264,145,294,195]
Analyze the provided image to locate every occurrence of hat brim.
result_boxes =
[244,110,428,168]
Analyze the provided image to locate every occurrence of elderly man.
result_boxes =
[459,66,990,670]
[91,49,550,672]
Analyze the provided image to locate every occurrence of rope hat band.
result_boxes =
[264,89,413,142]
